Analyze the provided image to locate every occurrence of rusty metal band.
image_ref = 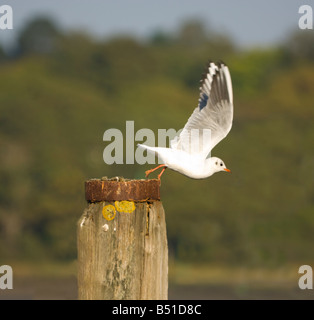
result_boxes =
[85,178,160,202]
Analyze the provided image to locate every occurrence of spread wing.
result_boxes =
[170,61,233,157]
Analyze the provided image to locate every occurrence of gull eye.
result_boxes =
[220,163,223,166]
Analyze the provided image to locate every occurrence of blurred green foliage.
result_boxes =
[0,18,314,267]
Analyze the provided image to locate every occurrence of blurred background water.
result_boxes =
[0,0,314,299]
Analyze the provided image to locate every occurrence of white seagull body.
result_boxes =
[138,61,234,180]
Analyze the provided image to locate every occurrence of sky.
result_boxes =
[0,0,310,51]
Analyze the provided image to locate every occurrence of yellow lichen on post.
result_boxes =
[102,204,116,221]
[115,200,135,213]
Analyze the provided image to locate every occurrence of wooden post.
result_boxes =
[77,177,168,300]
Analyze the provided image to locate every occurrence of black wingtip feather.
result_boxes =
[199,60,227,84]
[198,60,230,110]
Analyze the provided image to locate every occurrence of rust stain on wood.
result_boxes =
[85,178,160,202]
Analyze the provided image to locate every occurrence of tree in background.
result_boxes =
[17,17,61,56]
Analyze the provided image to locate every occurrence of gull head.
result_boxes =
[210,157,231,174]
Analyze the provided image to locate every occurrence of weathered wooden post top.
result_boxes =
[77,177,168,300]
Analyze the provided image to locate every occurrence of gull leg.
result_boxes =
[145,164,166,178]
[157,166,167,180]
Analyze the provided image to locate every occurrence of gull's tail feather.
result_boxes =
[137,144,170,164]
[137,144,160,158]
[137,143,154,152]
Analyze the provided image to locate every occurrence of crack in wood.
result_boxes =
[146,204,150,236]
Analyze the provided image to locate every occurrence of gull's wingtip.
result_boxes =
[198,60,233,110]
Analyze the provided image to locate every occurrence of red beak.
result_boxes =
[224,168,231,172]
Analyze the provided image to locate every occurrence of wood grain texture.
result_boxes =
[77,200,168,300]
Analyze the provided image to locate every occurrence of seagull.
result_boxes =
[137,61,233,180]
